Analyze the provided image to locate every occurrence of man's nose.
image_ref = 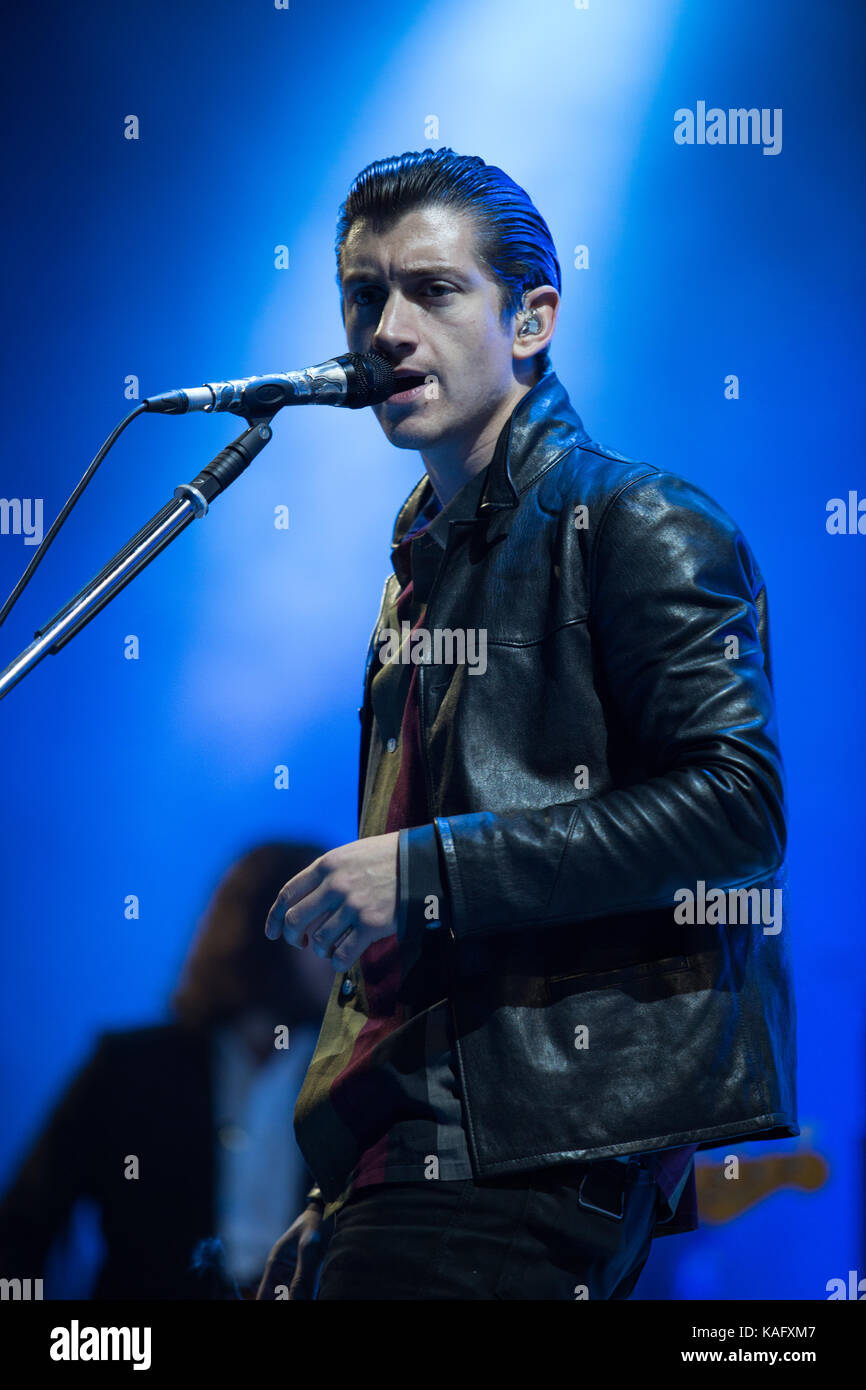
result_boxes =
[371,292,417,355]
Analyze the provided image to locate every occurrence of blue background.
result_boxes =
[1,0,863,1299]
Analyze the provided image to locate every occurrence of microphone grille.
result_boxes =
[351,351,395,406]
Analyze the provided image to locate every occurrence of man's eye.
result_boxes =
[349,283,454,307]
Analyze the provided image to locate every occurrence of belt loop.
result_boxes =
[577,1158,637,1221]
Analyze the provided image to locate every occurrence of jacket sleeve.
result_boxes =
[405,470,787,942]
[398,825,451,941]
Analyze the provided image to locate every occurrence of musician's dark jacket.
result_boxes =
[347,368,797,1224]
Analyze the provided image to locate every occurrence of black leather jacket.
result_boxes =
[358,369,798,1179]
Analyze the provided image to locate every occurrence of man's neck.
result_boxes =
[420,378,533,507]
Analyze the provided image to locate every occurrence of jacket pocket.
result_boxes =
[546,953,691,1001]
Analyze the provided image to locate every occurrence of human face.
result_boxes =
[340,205,521,457]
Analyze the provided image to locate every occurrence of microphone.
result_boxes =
[143,351,397,417]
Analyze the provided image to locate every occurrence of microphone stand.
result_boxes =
[0,418,274,701]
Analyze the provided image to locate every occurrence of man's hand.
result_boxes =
[255,1207,328,1301]
[264,832,400,971]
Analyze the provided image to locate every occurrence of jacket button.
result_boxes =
[386,737,398,753]
[340,977,356,999]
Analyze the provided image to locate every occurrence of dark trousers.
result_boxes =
[315,1158,661,1300]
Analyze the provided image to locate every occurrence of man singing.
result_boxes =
[258,148,797,1301]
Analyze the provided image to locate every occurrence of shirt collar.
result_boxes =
[389,369,589,571]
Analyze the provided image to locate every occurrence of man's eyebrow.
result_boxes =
[341,264,470,286]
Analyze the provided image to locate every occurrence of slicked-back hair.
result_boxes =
[335,148,560,379]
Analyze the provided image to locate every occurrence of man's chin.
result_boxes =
[375,409,441,451]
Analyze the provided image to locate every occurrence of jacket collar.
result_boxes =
[390,370,590,562]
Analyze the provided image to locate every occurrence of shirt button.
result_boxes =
[386,737,398,753]
[340,977,355,999]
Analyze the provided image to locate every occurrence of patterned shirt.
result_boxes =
[294,467,698,1233]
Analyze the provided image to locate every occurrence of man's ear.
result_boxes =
[512,285,559,368]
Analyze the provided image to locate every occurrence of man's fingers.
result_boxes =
[282,906,340,950]
[255,1239,298,1300]
[288,1276,315,1301]
[309,910,356,959]
[264,857,329,940]
[323,924,364,971]
[285,885,342,941]
[328,924,357,962]
[287,1230,326,1300]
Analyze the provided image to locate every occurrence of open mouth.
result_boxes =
[387,373,428,403]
